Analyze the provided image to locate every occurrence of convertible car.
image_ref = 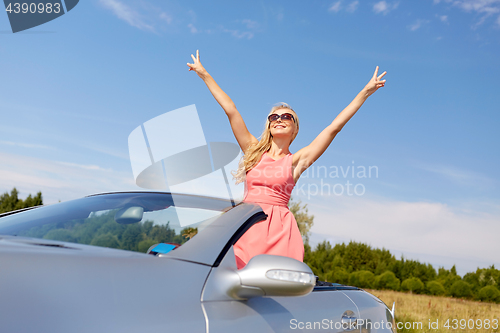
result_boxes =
[0,192,395,332]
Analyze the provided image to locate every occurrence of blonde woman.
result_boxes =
[187,50,386,269]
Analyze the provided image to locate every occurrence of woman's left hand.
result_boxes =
[364,66,386,96]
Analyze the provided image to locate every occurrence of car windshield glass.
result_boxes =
[0,192,233,253]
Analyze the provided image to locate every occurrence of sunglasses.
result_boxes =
[268,113,295,123]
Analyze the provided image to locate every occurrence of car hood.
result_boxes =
[0,235,150,258]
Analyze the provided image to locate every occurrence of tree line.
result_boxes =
[0,188,42,214]
[1,188,499,304]
[304,240,500,304]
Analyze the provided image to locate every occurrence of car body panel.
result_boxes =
[341,290,395,332]
[204,290,359,333]
[202,243,359,332]
[0,237,209,333]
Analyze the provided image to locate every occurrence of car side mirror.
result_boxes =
[228,254,315,299]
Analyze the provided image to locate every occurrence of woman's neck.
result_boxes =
[268,139,290,157]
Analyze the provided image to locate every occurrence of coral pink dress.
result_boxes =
[233,151,304,269]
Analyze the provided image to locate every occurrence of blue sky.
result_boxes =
[1,0,499,275]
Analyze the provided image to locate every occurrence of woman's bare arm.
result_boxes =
[293,67,387,181]
[187,50,258,152]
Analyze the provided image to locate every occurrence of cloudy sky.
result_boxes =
[1,0,499,275]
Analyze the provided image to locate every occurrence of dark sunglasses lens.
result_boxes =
[269,114,279,122]
[268,113,295,123]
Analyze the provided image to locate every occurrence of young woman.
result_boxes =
[187,50,386,269]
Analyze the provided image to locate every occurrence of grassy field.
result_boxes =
[365,289,500,333]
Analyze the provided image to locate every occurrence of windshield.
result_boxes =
[0,192,233,253]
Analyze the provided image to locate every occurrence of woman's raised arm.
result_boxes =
[187,50,258,153]
[293,67,387,181]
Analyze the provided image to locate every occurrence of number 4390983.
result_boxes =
[6,3,62,14]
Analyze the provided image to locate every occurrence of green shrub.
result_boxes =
[401,277,425,294]
[477,285,500,303]
[138,239,158,253]
[426,280,446,296]
[43,229,76,243]
[330,268,350,285]
[449,280,472,298]
[90,233,120,249]
[374,271,401,291]
[349,270,375,288]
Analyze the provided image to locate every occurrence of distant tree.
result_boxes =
[90,233,120,249]
[349,270,375,288]
[426,281,446,296]
[138,239,157,253]
[477,285,500,303]
[437,265,461,293]
[288,197,314,244]
[120,224,143,251]
[390,256,437,284]
[449,280,473,298]
[401,277,425,294]
[463,265,500,297]
[374,271,400,291]
[326,268,350,285]
[43,229,76,243]
[0,188,43,213]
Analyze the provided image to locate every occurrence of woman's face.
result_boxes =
[268,108,298,141]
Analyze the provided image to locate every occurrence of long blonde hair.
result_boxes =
[232,103,299,184]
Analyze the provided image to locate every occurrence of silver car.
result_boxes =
[0,192,395,332]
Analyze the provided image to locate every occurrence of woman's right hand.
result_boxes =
[187,50,207,78]
[187,49,257,153]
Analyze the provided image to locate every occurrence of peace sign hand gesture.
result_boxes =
[187,50,208,78]
[364,66,387,97]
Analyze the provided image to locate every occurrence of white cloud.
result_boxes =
[328,1,359,13]
[187,23,198,34]
[159,12,172,24]
[55,161,112,172]
[187,9,197,22]
[454,0,500,14]
[439,14,449,22]
[373,1,399,14]
[414,162,494,188]
[223,29,254,39]
[409,19,430,31]
[0,152,136,204]
[98,0,155,32]
[220,19,261,39]
[0,141,54,150]
[434,0,500,27]
[329,1,342,13]
[373,1,388,14]
[303,193,500,271]
[241,19,259,29]
[346,1,359,12]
